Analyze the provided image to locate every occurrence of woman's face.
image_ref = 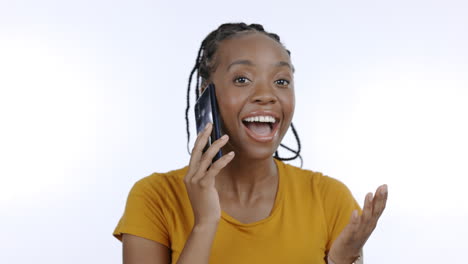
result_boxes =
[210,32,295,160]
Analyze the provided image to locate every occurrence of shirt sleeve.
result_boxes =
[318,176,361,251]
[113,176,170,247]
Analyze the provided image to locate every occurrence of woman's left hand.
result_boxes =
[328,184,388,264]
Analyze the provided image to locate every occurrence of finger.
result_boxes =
[200,151,235,186]
[346,209,363,245]
[187,123,213,176]
[360,192,374,228]
[191,122,213,159]
[372,184,388,219]
[192,134,230,182]
[350,209,360,226]
[347,209,360,234]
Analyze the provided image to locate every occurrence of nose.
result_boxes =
[251,82,277,105]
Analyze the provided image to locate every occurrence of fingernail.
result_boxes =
[368,193,374,202]
[381,184,388,195]
[227,151,235,156]
[205,123,212,130]
[221,134,229,140]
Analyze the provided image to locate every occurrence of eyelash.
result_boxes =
[275,79,290,86]
[233,76,250,84]
[233,76,291,87]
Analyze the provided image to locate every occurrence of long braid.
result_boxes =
[185,22,302,165]
[185,44,204,155]
[275,123,302,167]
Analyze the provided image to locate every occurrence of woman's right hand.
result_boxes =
[184,123,235,226]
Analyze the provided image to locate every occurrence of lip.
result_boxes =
[241,110,281,143]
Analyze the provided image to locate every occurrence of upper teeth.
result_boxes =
[243,116,276,123]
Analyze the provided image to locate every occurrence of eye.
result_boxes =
[233,76,251,84]
[275,79,290,87]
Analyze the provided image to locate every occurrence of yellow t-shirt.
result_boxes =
[113,159,361,263]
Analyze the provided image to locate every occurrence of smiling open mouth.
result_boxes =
[242,115,280,142]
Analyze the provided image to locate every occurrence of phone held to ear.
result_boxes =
[194,83,223,162]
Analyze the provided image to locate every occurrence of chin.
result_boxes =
[234,143,279,161]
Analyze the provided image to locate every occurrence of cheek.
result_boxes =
[216,89,246,123]
[280,90,295,119]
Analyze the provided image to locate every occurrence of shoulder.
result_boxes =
[279,160,346,188]
[114,167,189,245]
[278,160,353,198]
[129,166,189,199]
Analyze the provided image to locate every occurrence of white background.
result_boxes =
[1,0,467,263]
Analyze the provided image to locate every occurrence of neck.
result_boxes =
[216,154,278,200]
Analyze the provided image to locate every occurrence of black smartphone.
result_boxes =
[194,83,223,162]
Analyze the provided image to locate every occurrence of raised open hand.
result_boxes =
[328,184,388,264]
[184,123,235,226]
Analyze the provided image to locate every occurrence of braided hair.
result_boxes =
[185,22,302,166]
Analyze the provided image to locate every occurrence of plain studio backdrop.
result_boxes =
[1,0,467,263]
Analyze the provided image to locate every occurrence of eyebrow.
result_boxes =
[226,59,295,72]
[226,60,254,71]
[275,61,295,72]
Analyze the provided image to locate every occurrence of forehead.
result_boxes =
[215,32,291,68]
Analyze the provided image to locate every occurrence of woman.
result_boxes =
[113,23,388,264]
